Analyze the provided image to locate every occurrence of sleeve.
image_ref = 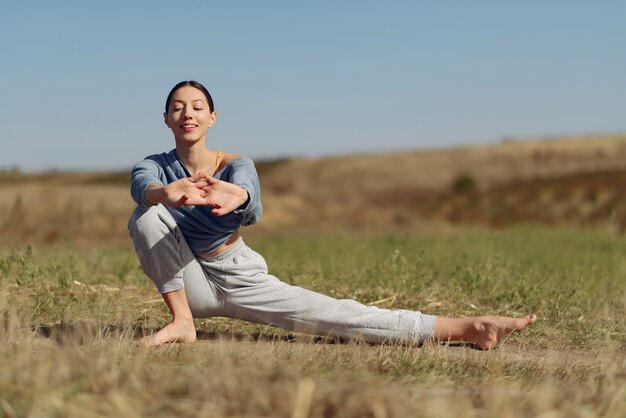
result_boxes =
[130,158,164,210]
[228,157,263,226]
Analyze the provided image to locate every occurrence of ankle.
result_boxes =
[464,317,485,341]
[172,316,194,324]
[434,317,473,342]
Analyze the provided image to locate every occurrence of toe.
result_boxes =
[520,314,537,329]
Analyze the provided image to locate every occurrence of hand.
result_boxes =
[154,177,212,207]
[191,172,249,216]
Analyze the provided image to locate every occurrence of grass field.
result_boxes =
[1,227,624,417]
[2,137,625,417]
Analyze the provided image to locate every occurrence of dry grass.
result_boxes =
[1,227,625,417]
[1,331,624,418]
[260,134,626,230]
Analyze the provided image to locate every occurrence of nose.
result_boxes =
[182,105,194,119]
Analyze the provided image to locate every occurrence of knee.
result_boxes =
[127,207,145,233]
[128,205,175,242]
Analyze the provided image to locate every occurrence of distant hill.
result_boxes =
[258,134,626,230]
[1,134,626,244]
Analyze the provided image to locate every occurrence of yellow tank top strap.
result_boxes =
[215,150,223,173]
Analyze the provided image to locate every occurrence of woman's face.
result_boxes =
[163,85,216,143]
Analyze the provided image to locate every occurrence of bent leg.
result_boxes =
[128,205,223,317]
[199,242,436,345]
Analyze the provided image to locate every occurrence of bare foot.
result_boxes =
[434,314,537,350]
[140,319,197,347]
[469,314,537,350]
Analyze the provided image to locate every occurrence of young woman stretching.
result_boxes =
[128,80,536,349]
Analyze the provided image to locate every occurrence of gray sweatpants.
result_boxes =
[128,205,436,345]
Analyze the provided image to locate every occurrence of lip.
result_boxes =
[180,124,198,132]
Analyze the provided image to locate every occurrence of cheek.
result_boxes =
[164,115,179,128]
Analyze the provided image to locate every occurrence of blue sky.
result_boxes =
[1,1,625,171]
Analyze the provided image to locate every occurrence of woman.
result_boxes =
[128,80,536,349]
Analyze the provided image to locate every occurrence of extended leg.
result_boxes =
[198,242,437,345]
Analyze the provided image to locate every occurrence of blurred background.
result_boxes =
[1,1,626,243]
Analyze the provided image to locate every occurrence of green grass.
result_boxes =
[1,227,625,417]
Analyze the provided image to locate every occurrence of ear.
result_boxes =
[208,111,217,128]
[163,112,171,128]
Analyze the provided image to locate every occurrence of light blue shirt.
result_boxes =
[130,149,263,255]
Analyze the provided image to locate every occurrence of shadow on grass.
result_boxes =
[33,322,483,350]
[32,321,346,346]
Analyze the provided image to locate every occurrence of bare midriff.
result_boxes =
[197,231,240,258]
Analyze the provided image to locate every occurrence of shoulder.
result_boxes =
[218,155,259,186]
[217,152,241,170]
[218,153,256,171]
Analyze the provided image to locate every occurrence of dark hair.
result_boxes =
[165,80,215,113]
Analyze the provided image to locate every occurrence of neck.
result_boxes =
[175,138,213,175]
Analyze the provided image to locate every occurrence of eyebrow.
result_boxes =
[171,99,206,105]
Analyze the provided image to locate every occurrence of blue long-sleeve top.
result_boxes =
[130,149,263,255]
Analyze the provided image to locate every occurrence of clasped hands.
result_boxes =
[161,172,249,216]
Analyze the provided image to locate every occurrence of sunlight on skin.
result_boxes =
[139,289,197,347]
[140,319,196,347]
[435,314,538,350]
[144,173,248,212]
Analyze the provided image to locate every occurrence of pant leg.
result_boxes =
[198,241,437,345]
[127,205,224,317]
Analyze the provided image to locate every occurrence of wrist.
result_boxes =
[145,184,165,205]
[238,188,250,208]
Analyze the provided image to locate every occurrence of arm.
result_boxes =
[191,175,249,215]
[131,157,220,209]
[143,177,229,207]
[195,157,263,224]
[131,156,259,216]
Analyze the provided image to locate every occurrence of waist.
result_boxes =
[197,231,241,257]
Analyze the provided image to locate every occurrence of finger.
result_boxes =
[176,195,189,206]
[182,197,212,207]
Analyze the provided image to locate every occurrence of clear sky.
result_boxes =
[1,1,625,171]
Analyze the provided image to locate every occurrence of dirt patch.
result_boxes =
[428,342,608,369]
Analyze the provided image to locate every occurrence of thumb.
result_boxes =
[176,194,188,206]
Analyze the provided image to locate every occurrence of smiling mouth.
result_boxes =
[181,124,198,131]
